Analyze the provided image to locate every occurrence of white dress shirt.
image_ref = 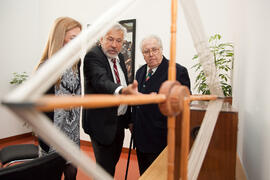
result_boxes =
[146,66,158,77]
[108,57,127,116]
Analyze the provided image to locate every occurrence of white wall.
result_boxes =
[232,0,270,179]
[1,0,270,179]
[0,0,40,138]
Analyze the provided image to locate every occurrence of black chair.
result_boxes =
[0,151,66,180]
[0,144,38,167]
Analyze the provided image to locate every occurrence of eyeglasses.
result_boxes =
[142,48,160,56]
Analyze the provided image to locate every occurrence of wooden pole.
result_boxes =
[180,98,190,180]
[167,116,176,180]
[36,94,166,112]
[168,0,177,179]
[189,95,218,101]
[169,0,177,81]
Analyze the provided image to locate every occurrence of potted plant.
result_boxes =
[9,72,28,85]
[9,72,31,128]
[191,34,234,98]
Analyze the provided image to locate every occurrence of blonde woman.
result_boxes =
[36,17,81,180]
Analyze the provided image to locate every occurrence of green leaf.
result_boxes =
[191,33,233,96]
[10,72,28,85]
[192,54,199,60]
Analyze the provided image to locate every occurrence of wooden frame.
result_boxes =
[119,19,136,83]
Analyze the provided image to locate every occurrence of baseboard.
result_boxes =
[122,146,136,154]
[0,132,34,144]
[80,139,92,147]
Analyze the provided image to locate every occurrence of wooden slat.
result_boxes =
[139,148,246,180]
[139,147,168,180]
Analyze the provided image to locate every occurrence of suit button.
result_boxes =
[143,84,146,88]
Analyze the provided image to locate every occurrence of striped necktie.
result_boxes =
[145,69,153,81]
[112,58,121,84]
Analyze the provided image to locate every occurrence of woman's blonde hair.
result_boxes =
[36,17,82,87]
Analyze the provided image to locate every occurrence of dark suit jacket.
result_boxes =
[83,45,131,145]
[133,56,191,153]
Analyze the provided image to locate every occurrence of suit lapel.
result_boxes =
[95,46,129,84]
[138,57,168,93]
[147,57,168,83]
[137,65,147,92]
[94,46,114,81]
[95,45,134,86]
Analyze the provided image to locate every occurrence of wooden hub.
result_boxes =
[158,80,190,116]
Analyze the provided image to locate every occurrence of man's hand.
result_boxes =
[122,80,140,95]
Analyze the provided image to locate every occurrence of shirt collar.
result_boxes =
[109,57,120,63]
[147,66,157,75]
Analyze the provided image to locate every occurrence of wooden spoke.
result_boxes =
[189,95,218,101]
[169,0,177,81]
[167,116,176,180]
[36,94,166,112]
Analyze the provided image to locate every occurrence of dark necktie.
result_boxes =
[112,58,121,84]
[145,69,153,81]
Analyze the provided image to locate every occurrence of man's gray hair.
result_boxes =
[105,23,127,39]
[140,35,163,51]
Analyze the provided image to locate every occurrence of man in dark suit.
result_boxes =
[83,24,138,176]
[133,35,191,175]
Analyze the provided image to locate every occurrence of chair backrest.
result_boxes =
[0,152,66,180]
[0,144,39,167]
